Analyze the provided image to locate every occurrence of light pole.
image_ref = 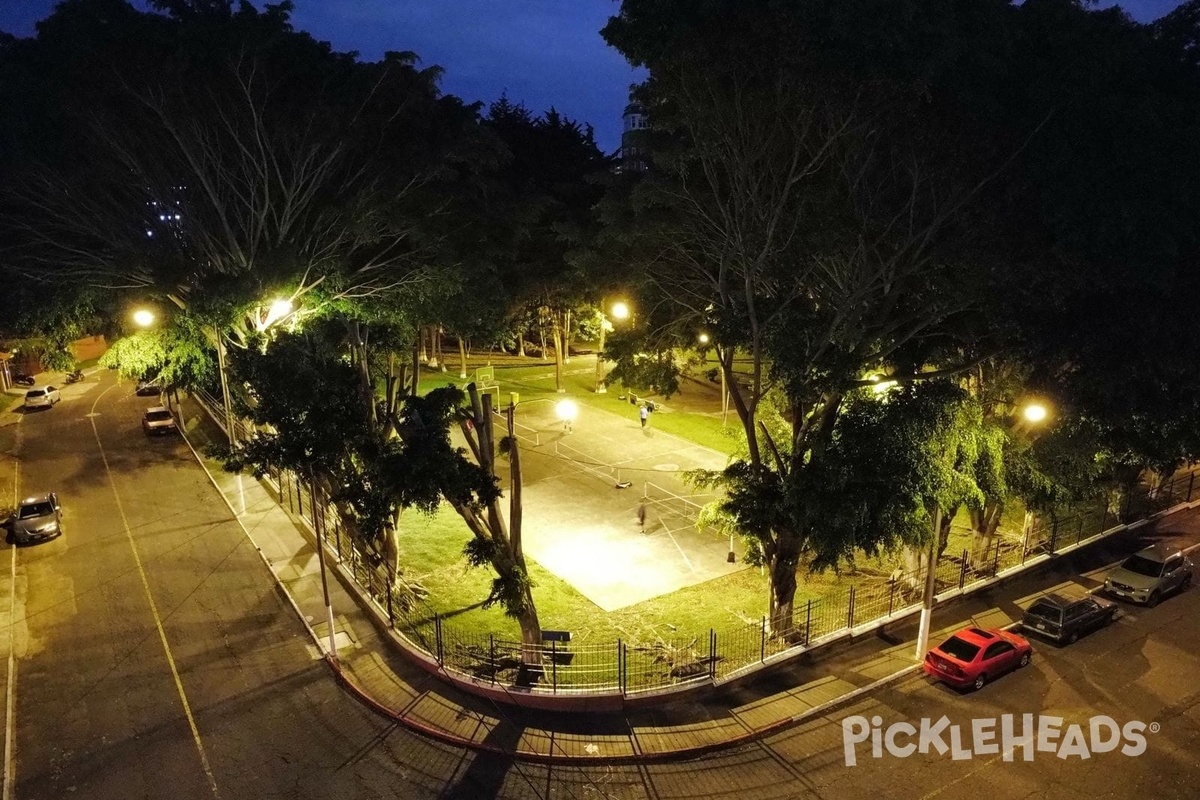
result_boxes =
[135,306,237,446]
[698,333,731,427]
[595,300,629,394]
[913,400,1050,661]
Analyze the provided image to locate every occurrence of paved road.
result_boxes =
[0,376,471,799]
[3,371,1199,799]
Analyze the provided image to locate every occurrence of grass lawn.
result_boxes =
[399,501,893,648]
[399,351,1047,651]
[416,355,744,455]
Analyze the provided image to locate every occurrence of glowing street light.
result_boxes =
[596,299,631,394]
[132,309,156,328]
[555,398,579,433]
[258,298,295,332]
[1023,403,1048,423]
[697,332,710,345]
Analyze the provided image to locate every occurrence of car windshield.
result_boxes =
[936,635,981,662]
[145,410,173,421]
[1027,600,1063,622]
[1121,555,1164,578]
[19,502,53,519]
[25,390,44,398]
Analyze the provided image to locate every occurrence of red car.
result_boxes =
[923,626,1033,691]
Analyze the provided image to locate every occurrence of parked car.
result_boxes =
[1021,592,1117,644]
[4,492,63,545]
[141,406,178,435]
[23,386,61,409]
[923,626,1032,691]
[135,378,163,396]
[1103,543,1193,607]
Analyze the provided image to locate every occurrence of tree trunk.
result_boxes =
[517,332,526,358]
[419,325,428,363]
[563,308,572,363]
[767,531,803,636]
[458,336,468,379]
[428,325,440,369]
[969,500,1003,566]
[552,313,565,392]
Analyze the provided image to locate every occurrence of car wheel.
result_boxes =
[4,530,12,545]
[972,673,987,691]
[1019,651,1031,667]
[1066,631,1079,645]
[1147,591,1160,608]
[1183,573,1193,591]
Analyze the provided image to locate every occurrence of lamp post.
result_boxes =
[913,400,1051,661]
[135,306,237,446]
[699,333,731,427]
[595,301,629,394]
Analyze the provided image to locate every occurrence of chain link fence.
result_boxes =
[192,391,1198,697]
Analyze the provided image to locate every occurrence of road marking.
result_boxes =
[4,414,20,800]
[88,386,220,798]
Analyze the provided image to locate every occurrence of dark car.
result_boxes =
[135,378,164,396]
[1021,592,1117,644]
[923,626,1033,691]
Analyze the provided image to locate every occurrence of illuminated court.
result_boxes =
[509,402,746,611]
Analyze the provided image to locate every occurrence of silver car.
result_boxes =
[1104,543,1193,607]
[5,493,63,545]
[24,386,61,409]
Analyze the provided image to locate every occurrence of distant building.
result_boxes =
[617,101,649,174]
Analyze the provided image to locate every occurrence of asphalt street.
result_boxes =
[0,376,472,799]
[1,369,1198,799]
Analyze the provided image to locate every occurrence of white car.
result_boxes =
[24,386,61,410]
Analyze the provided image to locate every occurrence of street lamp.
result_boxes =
[556,398,578,434]
[699,332,731,427]
[1023,403,1048,423]
[137,304,238,446]
[595,300,630,394]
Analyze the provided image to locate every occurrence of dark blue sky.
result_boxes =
[0,1,1187,154]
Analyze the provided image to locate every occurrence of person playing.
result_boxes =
[639,403,649,428]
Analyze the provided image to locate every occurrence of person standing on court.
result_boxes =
[639,403,649,429]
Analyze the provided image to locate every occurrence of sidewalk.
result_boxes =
[174,392,1200,766]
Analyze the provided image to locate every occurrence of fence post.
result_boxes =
[386,574,394,627]
[958,550,969,590]
[1188,472,1195,503]
[760,616,767,663]
[1121,491,1130,522]
[993,540,1001,576]
[709,629,717,680]
[489,635,495,686]
[551,641,558,693]
[847,586,856,629]
[1076,516,1085,546]
[888,580,896,616]
[1049,519,1059,554]
[621,640,628,694]
[618,639,624,694]
[435,614,444,665]
[805,600,812,646]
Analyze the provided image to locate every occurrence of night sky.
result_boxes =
[0,0,1187,155]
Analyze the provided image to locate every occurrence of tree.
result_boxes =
[602,0,1023,631]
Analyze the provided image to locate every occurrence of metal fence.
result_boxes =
[192,390,1198,697]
